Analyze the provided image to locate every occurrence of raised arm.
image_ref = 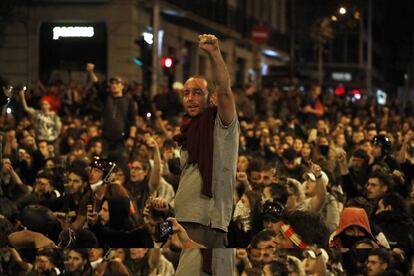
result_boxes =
[3,158,32,193]
[309,162,327,213]
[148,249,161,273]
[86,63,99,83]
[147,137,162,193]
[19,89,34,114]
[310,247,327,276]
[8,230,57,248]
[396,131,413,164]
[199,34,236,125]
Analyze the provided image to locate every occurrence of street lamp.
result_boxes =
[339,7,347,15]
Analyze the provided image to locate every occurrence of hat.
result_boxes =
[282,147,297,162]
[262,200,284,222]
[90,156,115,175]
[303,249,329,263]
[303,171,329,187]
[372,135,391,154]
[36,169,55,186]
[352,149,370,163]
[109,76,125,84]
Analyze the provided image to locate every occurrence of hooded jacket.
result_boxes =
[330,207,377,248]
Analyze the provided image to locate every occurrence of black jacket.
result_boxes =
[95,82,137,142]
[372,210,414,248]
[90,221,153,248]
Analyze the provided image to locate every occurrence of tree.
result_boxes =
[310,17,334,86]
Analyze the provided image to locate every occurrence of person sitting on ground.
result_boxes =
[86,195,152,248]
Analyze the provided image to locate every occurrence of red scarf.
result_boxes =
[173,106,217,198]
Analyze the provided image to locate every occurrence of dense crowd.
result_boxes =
[1,55,414,274]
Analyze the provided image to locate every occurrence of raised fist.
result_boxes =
[86,63,95,72]
[198,34,219,54]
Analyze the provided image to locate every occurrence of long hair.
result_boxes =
[102,260,131,276]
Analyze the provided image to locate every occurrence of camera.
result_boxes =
[155,221,173,242]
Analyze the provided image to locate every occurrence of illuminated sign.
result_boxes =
[53,26,94,40]
[332,72,352,82]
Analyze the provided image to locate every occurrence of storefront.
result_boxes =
[39,22,107,84]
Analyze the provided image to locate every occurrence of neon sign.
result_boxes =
[53,26,94,40]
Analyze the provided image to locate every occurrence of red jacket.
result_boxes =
[330,207,377,248]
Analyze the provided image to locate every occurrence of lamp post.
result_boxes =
[311,6,348,87]
[290,0,295,85]
[151,0,160,98]
[366,0,373,95]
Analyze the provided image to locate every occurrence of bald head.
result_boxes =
[182,76,210,117]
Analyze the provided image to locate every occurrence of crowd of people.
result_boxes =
[1,34,414,275]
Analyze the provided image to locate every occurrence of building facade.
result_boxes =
[0,0,289,90]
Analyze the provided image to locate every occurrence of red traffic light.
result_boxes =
[335,86,345,96]
[162,57,173,68]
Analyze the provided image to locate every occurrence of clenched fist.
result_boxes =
[198,34,219,54]
[86,63,95,72]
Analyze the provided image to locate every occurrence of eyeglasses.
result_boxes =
[131,166,144,171]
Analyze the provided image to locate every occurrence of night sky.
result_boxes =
[379,0,414,85]
[294,0,414,87]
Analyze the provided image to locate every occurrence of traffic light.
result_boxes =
[133,38,149,67]
[133,57,144,66]
[162,57,174,68]
[134,37,152,89]
[161,57,175,78]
